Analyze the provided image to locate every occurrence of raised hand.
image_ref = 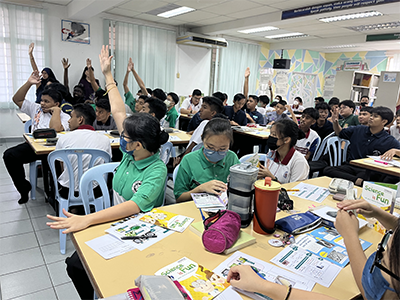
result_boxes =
[28,43,34,55]
[99,45,113,75]
[268,80,272,87]
[61,58,70,69]
[28,71,41,85]
[331,106,339,123]
[245,67,250,78]
[86,58,92,68]
[127,58,134,72]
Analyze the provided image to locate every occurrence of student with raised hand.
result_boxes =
[123,58,136,114]
[174,118,240,202]
[258,119,309,183]
[79,58,100,100]
[46,46,169,300]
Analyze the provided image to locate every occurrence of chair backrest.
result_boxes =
[24,119,32,134]
[312,132,335,161]
[191,142,203,152]
[326,137,350,167]
[239,153,267,165]
[175,113,180,129]
[160,142,176,164]
[47,149,111,202]
[172,164,180,184]
[79,162,119,214]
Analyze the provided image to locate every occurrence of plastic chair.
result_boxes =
[79,162,120,215]
[172,165,180,184]
[174,114,180,129]
[24,119,41,200]
[191,142,203,152]
[160,142,176,164]
[312,132,335,161]
[48,149,111,254]
[239,153,267,164]
[326,137,350,167]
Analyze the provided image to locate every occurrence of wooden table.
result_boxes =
[17,112,31,123]
[179,113,193,120]
[233,126,270,140]
[350,157,400,177]
[168,129,191,146]
[71,177,383,299]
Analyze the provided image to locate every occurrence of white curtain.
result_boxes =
[113,21,176,96]
[388,53,400,71]
[0,3,49,108]
[217,40,261,103]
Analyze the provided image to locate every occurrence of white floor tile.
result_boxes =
[0,247,44,276]
[0,208,29,224]
[47,260,71,286]
[11,287,57,300]
[0,199,25,212]
[41,239,75,264]
[31,216,52,231]
[54,282,80,300]
[0,219,34,238]
[27,204,55,218]
[36,228,70,247]
[0,232,39,255]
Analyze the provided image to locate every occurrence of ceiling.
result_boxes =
[4,0,400,52]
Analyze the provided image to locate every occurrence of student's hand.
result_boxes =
[380,149,399,160]
[48,106,61,114]
[61,58,70,70]
[337,199,377,219]
[331,107,339,123]
[47,208,91,234]
[85,99,94,104]
[187,130,194,135]
[199,180,227,195]
[99,45,113,75]
[246,113,255,123]
[230,121,239,126]
[28,42,34,55]
[244,67,250,78]
[268,80,272,87]
[127,58,134,72]
[28,71,41,85]
[334,209,359,240]
[227,265,265,293]
[285,104,293,112]
[257,163,273,179]
[267,121,274,125]
[86,58,92,68]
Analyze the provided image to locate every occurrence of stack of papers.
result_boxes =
[368,156,400,168]
[191,192,227,212]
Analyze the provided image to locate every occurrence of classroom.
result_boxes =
[0,0,400,299]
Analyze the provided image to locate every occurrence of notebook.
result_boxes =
[139,208,194,233]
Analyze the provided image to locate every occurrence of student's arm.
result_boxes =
[130,58,148,96]
[13,71,41,109]
[180,99,192,114]
[243,67,250,99]
[285,104,297,123]
[331,107,342,135]
[86,58,99,91]
[48,107,64,132]
[246,113,255,123]
[28,43,40,89]
[61,58,70,91]
[123,59,133,95]
[181,142,197,158]
[268,80,273,103]
[381,148,400,160]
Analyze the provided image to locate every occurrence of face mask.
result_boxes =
[164,99,172,108]
[203,147,228,163]
[293,100,299,106]
[120,136,134,156]
[362,252,396,300]
[360,102,367,107]
[267,136,280,151]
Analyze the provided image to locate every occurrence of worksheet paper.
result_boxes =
[168,135,181,141]
[85,234,136,260]
[270,245,341,287]
[367,156,400,168]
[287,182,330,203]
[213,251,315,300]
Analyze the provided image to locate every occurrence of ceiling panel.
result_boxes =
[189,15,235,26]
[228,5,279,19]
[106,8,142,18]
[173,0,226,10]
[118,0,170,13]
[172,10,219,22]
[201,0,262,15]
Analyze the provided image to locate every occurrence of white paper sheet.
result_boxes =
[367,156,400,168]
[168,135,181,141]
[85,234,136,260]
[287,182,330,203]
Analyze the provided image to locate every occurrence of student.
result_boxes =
[92,98,117,130]
[291,96,305,112]
[314,96,325,106]
[258,119,309,183]
[337,100,360,128]
[295,108,320,160]
[56,103,112,198]
[223,93,228,106]
[327,97,340,122]
[275,95,283,101]
[324,106,400,186]
[223,93,247,126]
[3,71,70,204]
[257,95,269,115]
[389,110,400,143]
[245,95,264,125]
[61,59,86,105]
[358,106,374,126]
[141,97,167,122]
[180,89,202,114]
[264,100,289,125]
[123,58,136,114]
[174,118,240,202]
[79,59,100,100]
[360,95,370,107]
[311,102,334,141]
[47,46,169,299]
[182,96,224,155]
[135,95,147,114]
[163,92,180,128]
[227,199,400,300]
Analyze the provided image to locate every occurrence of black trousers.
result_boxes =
[66,252,94,300]
[323,163,368,183]
[3,142,48,198]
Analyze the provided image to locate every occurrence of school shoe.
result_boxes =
[18,181,32,204]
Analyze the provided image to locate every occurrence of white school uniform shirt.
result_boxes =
[256,107,266,115]
[21,100,70,133]
[390,121,400,143]
[295,128,320,157]
[265,148,309,184]
[55,127,112,191]
[180,97,202,113]
[187,120,209,149]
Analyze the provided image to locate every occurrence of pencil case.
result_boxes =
[275,211,321,235]
[134,275,185,300]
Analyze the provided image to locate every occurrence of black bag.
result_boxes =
[33,128,57,139]
[277,188,293,211]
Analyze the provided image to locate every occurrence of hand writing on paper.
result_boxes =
[227,265,265,293]
[198,180,227,196]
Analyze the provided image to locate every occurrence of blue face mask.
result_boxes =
[120,135,134,156]
[203,147,228,163]
[362,252,396,300]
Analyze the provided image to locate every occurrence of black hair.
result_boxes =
[145,97,167,121]
[340,100,355,112]
[259,95,270,104]
[329,97,340,106]
[213,113,228,120]
[137,88,153,95]
[152,88,167,101]
[249,95,259,103]
[361,95,369,100]
[73,103,96,125]
[294,96,303,104]
[315,96,325,103]
[277,100,287,106]
[223,93,228,100]
[44,82,68,99]
[201,117,233,144]
[95,98,111,112]
[47,77,59,84]
[372,106,394,126]
[275,95,282,101]
[192,89,202,97]
[41,89,62,106]
[270,102,278,108]
[273,119,305,148]
[315,102,331,111]
[80,66,94,82]
[203,96,224,114]
[167,92,179,105]
[302,107,319,120]
[212,92,225,102]
[233,93,246,103]
[123,113,169,153]
[360,106,373,114]
[73,84,85,93]
[94,89,108,101]
[396,109,400,117]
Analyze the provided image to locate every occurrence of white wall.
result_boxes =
[174,45,211,97]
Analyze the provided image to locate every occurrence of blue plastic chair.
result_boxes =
[239,153,267,165]
[160,141,176,164]
[326,137,350,167]
[24,119,41,200]
[312,132,335,161]
[191,143,203,152]
[174,114,180,129]
[47,149,111,254]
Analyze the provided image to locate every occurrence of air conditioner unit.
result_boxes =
[177,34,228,48]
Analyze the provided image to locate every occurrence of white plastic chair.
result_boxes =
[24,119,41,200]
[312,132,335,161]
[160,142,176,164]
[239,153,267,164]
[191,142,203,152]
[172,165,180,184]
[326,137,351,167]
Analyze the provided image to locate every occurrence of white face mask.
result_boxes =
[164,100,172,108]
[293,100,299,106]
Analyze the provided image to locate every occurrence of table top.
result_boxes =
[350,157,400,177]
[71,176,383,299]
[168,129,191,145]
[233,126,270,140]
[179,114,193,120]
[17,112,31,123]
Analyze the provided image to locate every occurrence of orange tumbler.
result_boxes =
[253,177,281,234]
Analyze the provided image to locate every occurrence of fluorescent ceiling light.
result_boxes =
[348,21,400,31]
[265,32,307,39]
[319,11,383,23]
[238,26,279,34]
[324,45,358,49]
[157,6,195,18]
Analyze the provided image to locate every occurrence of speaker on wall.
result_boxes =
[273,59,291,69]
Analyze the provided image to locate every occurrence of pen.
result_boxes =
[251,266,265,280]
[374,160,388,165]
[286,189,300,192]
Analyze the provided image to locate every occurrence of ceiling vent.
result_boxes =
[177,34,228,48]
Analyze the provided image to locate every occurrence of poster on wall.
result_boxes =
[61,20,90,44]
[259,68,274,95]
[323,75,335,99]
[276,70,289,97]
[383,73,397,83]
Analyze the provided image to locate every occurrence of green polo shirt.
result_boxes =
[124,91,136,113]
[339,114,359,128]
[174,148,240,200]
[113,151,167,212]
[165,107,179,128]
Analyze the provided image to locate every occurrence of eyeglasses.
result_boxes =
[204,143,228,155]
[370,229,400,281]
[120,131,131,141]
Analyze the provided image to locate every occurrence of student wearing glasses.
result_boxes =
[174,118,240,202]
[226,199,400,300]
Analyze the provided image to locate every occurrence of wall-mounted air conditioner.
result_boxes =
[177,34,228,48]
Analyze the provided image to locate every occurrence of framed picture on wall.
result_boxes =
[61,20,90,44]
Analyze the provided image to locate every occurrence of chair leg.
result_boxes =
[29,162,37,200]
[59,199,69,255]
